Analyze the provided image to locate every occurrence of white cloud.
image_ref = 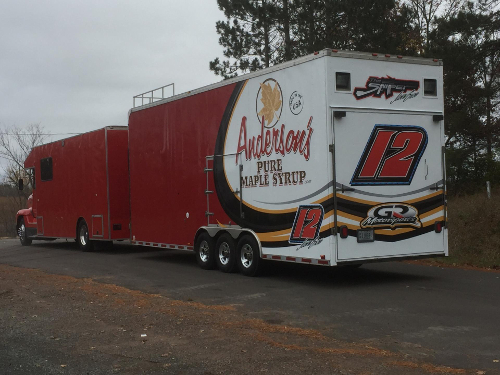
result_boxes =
[0,0,225,136]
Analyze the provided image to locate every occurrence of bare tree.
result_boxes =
[0,123,49,236]
[405,0,466,54]
[0,123,48,194]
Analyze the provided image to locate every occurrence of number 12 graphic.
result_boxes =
[289,205,324,244]
[351,125,428,185]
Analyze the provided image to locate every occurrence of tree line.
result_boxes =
[210,0,500,195]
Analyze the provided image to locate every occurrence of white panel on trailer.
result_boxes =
[333,110,446,261]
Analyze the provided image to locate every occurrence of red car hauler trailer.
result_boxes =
[128,49,448,275]
[16,126,130,250]
[17,49,448,276]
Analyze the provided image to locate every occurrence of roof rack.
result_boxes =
[133,83,175,108]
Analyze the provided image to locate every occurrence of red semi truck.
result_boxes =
[17,50,448,276]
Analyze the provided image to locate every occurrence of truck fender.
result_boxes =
[16,209,37,229]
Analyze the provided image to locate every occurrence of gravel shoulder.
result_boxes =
[0,263,478,375]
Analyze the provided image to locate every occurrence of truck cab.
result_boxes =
[16,167,37,246]
[15,126,130,249]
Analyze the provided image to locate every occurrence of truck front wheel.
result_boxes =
[77,220,94,252]
[18,218,32,246]
[195,232,215,270]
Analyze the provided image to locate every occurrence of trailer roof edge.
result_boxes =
[130,49,442,114]
[28,126,128,151]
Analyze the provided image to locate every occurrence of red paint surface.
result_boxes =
[21,127,129,240]
[128,84,236,245]
[106,129,131,239]
[379,131,424,177]
[359,130,394,177]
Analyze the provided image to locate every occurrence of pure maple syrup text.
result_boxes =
[240,158,307,188]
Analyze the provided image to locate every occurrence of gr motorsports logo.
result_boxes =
[360,203,422,229]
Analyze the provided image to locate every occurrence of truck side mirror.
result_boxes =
[18,178,24,191]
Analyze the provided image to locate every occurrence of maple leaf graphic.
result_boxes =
[258,82,282,126]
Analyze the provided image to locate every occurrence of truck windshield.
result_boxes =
[29,168,35,190]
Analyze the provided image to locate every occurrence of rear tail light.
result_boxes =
[339,225,349,239]
[434,221,443,233]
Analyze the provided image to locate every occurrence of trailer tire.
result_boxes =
[236,235,261,277]
[215,233,237,273]
[195,232,216,270]
[18,218,32,246]
[77,220,94,252]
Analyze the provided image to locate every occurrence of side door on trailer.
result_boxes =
[332,109,447,262]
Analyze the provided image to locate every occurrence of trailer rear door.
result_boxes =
[333,109,446,262]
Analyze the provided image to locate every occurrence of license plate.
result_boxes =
[357,229,374,243]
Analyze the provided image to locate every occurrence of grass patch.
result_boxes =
[430,191,500,269]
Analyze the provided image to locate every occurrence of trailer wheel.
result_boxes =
[18,218,32,246]
[77,220,94,252]
[215,233,237,273]
[236,235,261,277]
[195,232,215,270]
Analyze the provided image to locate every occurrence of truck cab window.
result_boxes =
[40,157,53,181]
[30,168,35,189]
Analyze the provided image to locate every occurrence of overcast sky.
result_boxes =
[0,0,225,139]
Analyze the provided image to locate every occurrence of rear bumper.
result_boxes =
[336,252,446,266]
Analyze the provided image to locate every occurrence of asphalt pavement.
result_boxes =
[0,238,499,373]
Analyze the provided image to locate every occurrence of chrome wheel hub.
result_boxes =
[218,242,230,265]
[240,244,253,268]
[79,226,88,246]
[19,224,25,240]
[199,240,210,262]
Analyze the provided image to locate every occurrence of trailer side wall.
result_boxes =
[128,84,237,246]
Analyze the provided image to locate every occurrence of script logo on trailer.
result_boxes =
[360,203,422,229]
[351,125,428,185]
[289,205,324,244]
[353,76,419,100]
